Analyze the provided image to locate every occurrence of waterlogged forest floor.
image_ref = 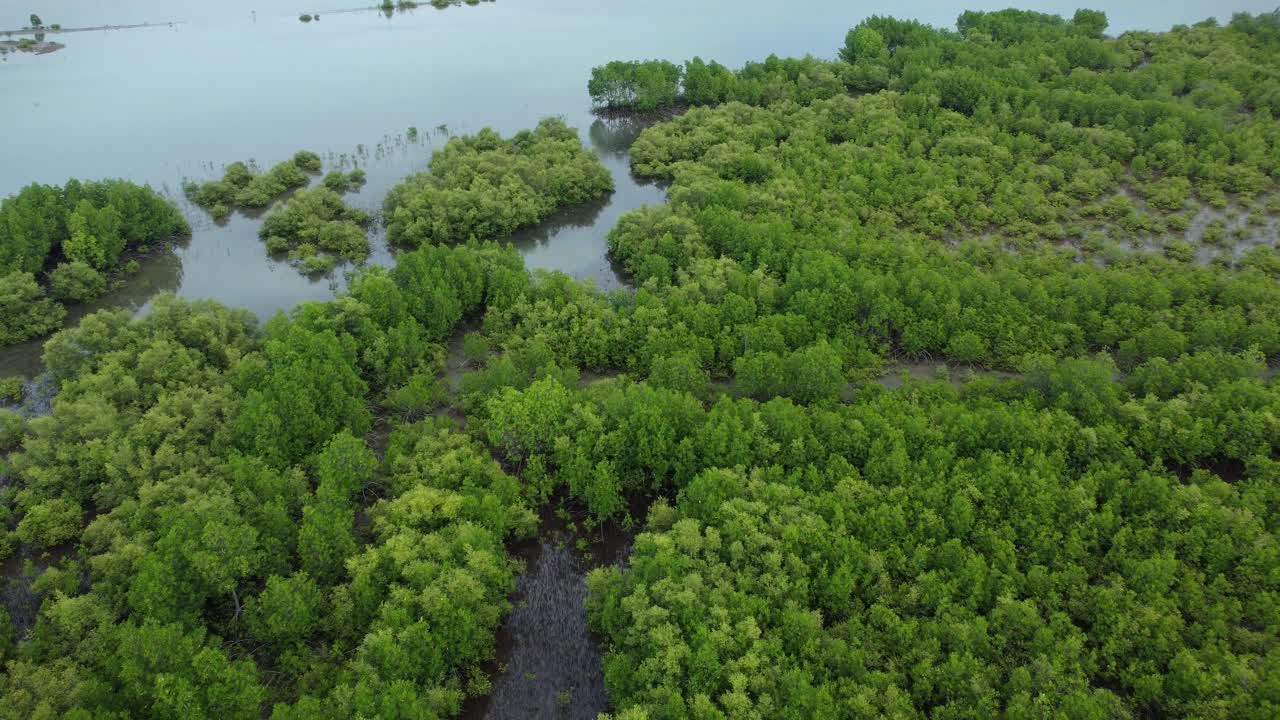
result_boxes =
[1004,191,1280,267]
[459,502,633,720]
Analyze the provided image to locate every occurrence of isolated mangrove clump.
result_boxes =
[260,186,372,273]
[383,117,614,246]
[184,151,322,219]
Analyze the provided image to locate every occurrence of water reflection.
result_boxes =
[588,116,650,159]
[0,243,185,378]
[10,0,1264,376]
[459,505,631,720]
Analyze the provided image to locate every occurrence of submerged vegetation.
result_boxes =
[0,179,188,346]
[184,151,323,221]
[382,117,613,246]
[1,7,1279,720]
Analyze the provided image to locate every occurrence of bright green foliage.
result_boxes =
[314,429,376,505]
[297,496,355,584]
[5,26,1280,719]
[588,60,683,110]
[48,261,107,303]
[0,376,23,404]
[0,243,513,713]
[0,178,186,277]
[15,496,81,547]
[589,370,1280,719]
[93,621,265,718]
[384,369,446,418]
[839,26,888,64]
[259,187,372,272]
[0,271,65,345]
[649,350,708,396]
[603,14,1280,376]
[234,318,370,468]
[11,296,258,529]
[383,117,613,246]
[276,421,535,716]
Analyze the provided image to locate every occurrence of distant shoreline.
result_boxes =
[0,39,64,55]
[0,21,178,37]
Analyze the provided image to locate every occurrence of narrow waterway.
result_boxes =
[459,505,632,720]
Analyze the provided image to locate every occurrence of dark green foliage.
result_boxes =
[589,55,848,111]
[0,179,187,283]
[0,182,65,274]
[292,150,322,173]
[236,160,309,208]
[320,167,355,190]
[234,317,370,468]
[0,409,27,453]
[48,261,107,303]
[588,60,683,110]
[383,117,613,246]
[0,271,65,345]
[320,169,366,193]
[245,573,322,648]
[5,20,1280,720]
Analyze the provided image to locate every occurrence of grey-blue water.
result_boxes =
[1,0,1272,376]
[1,2,1275,715]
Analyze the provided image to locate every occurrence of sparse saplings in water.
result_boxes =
[321,169,368,193]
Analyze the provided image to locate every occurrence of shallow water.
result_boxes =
[2,0,1277,712]
[460,505,631,720]
[3,0,1273,377]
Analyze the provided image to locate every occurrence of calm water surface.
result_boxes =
[1,0,1274,376]
[2,1,1275,714]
